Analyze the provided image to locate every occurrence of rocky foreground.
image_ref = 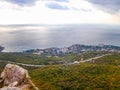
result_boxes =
[0,64,38,90]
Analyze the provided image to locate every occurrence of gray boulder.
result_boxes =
[0,87,22,90]
[0,64,38,90]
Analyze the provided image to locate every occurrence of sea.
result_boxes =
[0,24,120,52]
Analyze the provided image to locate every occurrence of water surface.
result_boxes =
[0,25,120,52]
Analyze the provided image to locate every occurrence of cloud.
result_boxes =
[86,0,120,13]
[53,0,69,2]
[71,7,92,12]
[4,0,38,6]
[45,2,69,10]
[0,0,119,25]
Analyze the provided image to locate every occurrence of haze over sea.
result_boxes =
[0,24,120,52]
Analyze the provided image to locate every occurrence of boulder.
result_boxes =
[0,86,22,90]
[0,64,38,90]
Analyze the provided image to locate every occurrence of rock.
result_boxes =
[0,86,22,90]
[0,64,38,90]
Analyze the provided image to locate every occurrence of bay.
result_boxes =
[0,24,120,52]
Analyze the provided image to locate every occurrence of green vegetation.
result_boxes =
[88,53,120,65]
[0,52,120,90]
[0,53,62,65]
[0,51,107,65]
[82,51,107,60]
[29,63,120,89]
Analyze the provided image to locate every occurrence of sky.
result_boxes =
[0,0,120,25]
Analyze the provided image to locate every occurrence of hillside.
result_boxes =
[0,51,108,65]
[0,53,120,90]
[29,53,120,90]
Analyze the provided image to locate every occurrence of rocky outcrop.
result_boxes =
[0,64,38,90]
[0,87,22,90]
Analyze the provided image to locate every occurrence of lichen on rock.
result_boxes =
[0,64,38,90]
[0,86,22,90]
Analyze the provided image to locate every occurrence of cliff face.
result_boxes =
[0,64,38,90]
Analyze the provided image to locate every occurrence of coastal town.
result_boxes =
[24,44,120,56]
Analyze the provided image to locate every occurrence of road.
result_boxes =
[0,60,45,67]
[0,54,111,67]
[80,54,110,63]
[70,53,111,65]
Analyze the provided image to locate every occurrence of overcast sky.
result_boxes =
[0,0,120,25]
